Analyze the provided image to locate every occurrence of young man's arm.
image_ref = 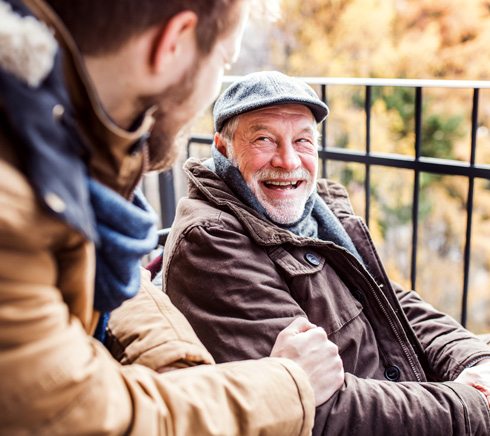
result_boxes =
[0,159,315,436]
[106,269,216,371]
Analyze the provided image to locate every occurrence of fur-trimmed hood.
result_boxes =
[0,0,155,241]
[0,0,57,87]
[0,0,97,240]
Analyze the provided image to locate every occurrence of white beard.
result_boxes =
[248,168,315,225]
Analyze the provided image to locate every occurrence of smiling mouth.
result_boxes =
[262,180,303,190]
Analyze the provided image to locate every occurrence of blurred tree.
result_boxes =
[267,0,490,80]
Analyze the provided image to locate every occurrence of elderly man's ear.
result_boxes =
[215,132,229,158]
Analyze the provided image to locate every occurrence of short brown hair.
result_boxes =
[46,0,243,56]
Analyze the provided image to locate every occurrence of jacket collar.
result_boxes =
[183,158,356,247]
[22,0,155,199]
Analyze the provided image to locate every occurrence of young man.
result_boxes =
[163,71,490,435]
[0,2,342,434]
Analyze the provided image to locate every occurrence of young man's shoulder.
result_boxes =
[0,144,73,249]
[0,146,38,233]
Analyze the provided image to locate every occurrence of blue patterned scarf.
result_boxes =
[88,178,158,342]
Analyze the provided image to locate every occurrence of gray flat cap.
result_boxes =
[213,71,329,132]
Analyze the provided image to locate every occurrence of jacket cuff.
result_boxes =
[466,356,490,368]
[270,357,315,436]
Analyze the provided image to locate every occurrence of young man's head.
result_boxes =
[46,0,264,57]
[46,0,279,171]
[214,71,329,224]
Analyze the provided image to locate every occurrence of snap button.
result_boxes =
[44,192,66,213]
[352,289,363,302]
[384,365,401,382]
[305,253,320,266]
[52,104,65,122]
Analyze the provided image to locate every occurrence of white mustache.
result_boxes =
[253,168,312,183]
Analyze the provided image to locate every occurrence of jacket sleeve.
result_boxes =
[393,281,490,380]
[0,162,315,436]
[106,268,216,371]
[164,220,490,436]
[313,373,490,436]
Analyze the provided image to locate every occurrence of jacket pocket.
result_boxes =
[267,245,363,336]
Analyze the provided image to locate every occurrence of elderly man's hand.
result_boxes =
[270,317,344,406]
[454,358,490,407]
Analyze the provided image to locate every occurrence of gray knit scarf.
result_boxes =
[206,146,363,263]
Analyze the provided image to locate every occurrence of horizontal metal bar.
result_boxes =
[187,136,490,180]
[188,134,214,144]
[223,76,490,89]
[157,227,171,246]
[319,148,490,179]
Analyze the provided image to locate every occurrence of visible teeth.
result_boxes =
[269,181,292,186]
[265,181,298,188]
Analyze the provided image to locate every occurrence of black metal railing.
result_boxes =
[159,76,490,328]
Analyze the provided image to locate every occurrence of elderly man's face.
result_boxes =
[225,104,318,224]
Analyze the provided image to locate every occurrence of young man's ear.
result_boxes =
[214,132,229,157]
[151,11,198,74]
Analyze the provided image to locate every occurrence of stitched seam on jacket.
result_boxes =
[163,211,224,295]
[269,247,325,277]
[145,278,185,341]
[326,306,363,336]
[163,230,185,295]
[128,340,211,365]
[278,363,308,436]
[444,384,472,435]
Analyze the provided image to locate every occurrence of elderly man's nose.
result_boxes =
[271,143,301,170]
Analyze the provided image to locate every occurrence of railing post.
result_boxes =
[365,85,372,227]
[321,84,328,178]
[158,169,176,228]
[411,87,422,291]
[461,88,479,327]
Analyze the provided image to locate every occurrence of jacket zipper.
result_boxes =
[338,250,423,382]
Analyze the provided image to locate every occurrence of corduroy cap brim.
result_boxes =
[213,71,329,132]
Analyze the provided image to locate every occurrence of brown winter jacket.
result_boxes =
[164,158,490,436]
[0,1,315,434]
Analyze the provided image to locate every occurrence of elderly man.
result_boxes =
[0,1,341,434]
[164,71,490,435]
